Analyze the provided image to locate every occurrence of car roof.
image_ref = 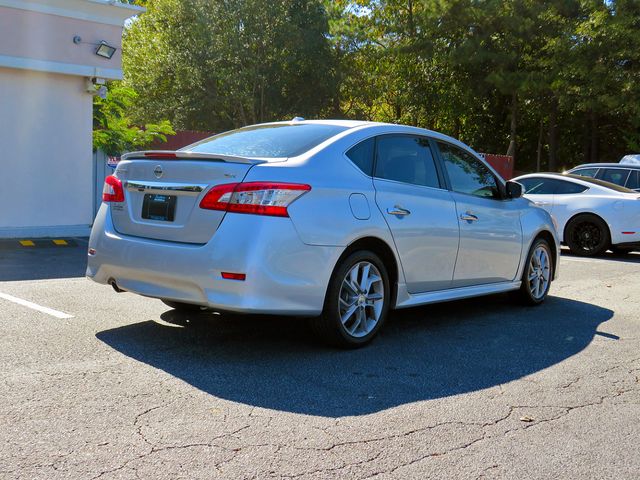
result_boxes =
[260,119,374,128]
[568,163,640,170]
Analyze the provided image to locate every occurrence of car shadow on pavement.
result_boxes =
[96,294,612,417]
[561,249,640,264]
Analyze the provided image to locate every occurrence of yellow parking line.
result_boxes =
[19,240,35,247]
[52,239,68,246]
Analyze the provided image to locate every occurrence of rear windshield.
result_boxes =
[564,173,635,193]
[181,124,349,158]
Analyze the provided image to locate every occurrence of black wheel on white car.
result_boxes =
[565,214,610,257]
[161,299,208,312]
[311,250,390,348]
[517,238,553,306]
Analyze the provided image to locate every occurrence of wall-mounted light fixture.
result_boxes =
[95,41,117,59]
[86,77,108,98]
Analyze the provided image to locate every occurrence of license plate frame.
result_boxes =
[142,194,177,222]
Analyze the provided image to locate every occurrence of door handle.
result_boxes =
[460,212,478,222]
[387,206,411,216]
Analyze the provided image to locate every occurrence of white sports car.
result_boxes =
[513,173,640,256]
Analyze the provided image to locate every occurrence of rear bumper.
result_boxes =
[86,205,343,315]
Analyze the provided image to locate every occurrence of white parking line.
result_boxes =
[0,292,73,319]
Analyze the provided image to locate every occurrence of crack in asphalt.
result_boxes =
[362,384,636,479]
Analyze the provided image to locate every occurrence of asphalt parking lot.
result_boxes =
[0,243,639,479]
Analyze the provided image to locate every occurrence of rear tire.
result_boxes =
[565,214,610,257]
[311,250,390,348]
[161,299,208,312]
[515,238,553,306]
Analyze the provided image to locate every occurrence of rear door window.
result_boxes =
[600,168,630,187]
[374,135,440,188]
[626,170,640,190]
[554,180,588,194]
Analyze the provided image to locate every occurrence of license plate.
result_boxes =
[142,194,176,222]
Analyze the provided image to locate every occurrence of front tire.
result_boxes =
[516,238,553,305]
[311,250,390,348]
[565,214,610,256]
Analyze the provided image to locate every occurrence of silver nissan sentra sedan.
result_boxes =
[87,119,559,347]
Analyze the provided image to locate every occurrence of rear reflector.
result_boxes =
[200,182,311,217]
[88,248,96,256]
[622,232,636,235]
[221,272,246,281]
[102,175,124,202]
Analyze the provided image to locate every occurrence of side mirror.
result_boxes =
[506,180,523,199]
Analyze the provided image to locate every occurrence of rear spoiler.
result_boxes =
[121,150,269,165]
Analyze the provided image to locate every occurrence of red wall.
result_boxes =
[480,153,514,180]
[150,131,215,151]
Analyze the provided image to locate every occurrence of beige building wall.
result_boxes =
[0,0,142,238]
[0,67,93,236]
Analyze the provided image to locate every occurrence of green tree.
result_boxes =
[330,0,640,170]
[93,84,174,156]
[123,0,337,131]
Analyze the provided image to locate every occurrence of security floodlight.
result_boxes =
[95,41,116,59]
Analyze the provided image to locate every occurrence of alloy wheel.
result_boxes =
[527,245,551,300]
[338,261,385,338]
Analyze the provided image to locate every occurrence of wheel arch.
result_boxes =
[533,229,558,280]
[562,211,612,248]
[330,236,401,308]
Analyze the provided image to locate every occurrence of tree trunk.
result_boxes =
[590,112,598,163]
[582,111,590,163]
[454,116,461,139]
[238,102,247,126]
[548,98,558,171]
[536,118,544,172]
[394,103,402,120]
[407,0,415,38]
[506,92,517,160]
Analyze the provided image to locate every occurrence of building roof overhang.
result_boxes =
[0,0,143,27]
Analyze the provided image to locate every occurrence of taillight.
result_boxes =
[102,175,124,203]
[199,182,311,217]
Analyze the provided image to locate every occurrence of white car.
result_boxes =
[513,173,640,256]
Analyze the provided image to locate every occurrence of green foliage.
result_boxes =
[327,0,640,170]
[123,0,338,131]
[115,0,640,170]
[93,84,174,157]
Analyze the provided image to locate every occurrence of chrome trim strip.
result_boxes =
[125,181,207,196]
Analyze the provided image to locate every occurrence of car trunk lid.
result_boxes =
[109,151,262,244]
